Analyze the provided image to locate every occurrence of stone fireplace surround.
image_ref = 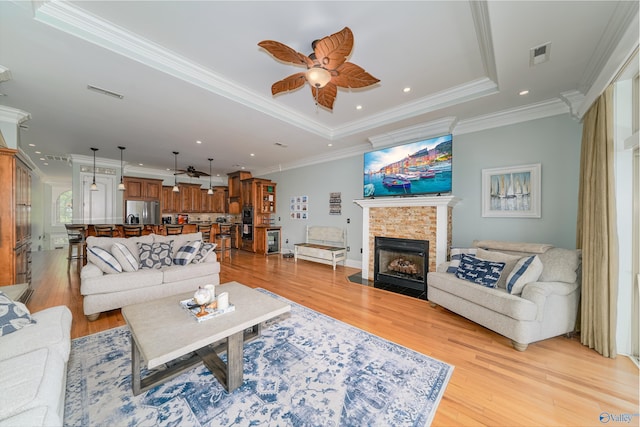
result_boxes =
[354,196,460,281]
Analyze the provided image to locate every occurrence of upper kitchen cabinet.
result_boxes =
[123,176,162,201]
[179,183,203,213]
[202,186,228,213]
[227,170,251,214]
[161,186,181,213]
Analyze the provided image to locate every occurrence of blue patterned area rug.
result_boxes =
[64,290,453,426]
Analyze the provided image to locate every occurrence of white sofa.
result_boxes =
[81,232,220,320]
[427,240,581,351]
[0,301,72,427]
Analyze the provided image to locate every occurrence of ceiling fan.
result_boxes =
[174,165,210,178]
[258,27,379,111]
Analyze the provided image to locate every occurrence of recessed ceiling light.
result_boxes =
[138,163,143,166]
[39,157,45,161]
[43,162,48,166]
[196,140,202,144]
[327,143,333,147]
[28,144,35,147]
[403,87,411,93]
[519,90,530,96]
[356,105,362,110]
[35,151,41,154]
[250,153,255,157]
[241,166,245,170]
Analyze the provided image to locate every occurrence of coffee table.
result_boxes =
[121,281,291,395]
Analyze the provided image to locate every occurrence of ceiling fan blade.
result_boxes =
[332,62,380,89]
[258,41,313,67]
[271,72,307,95]
[311,83,337,111]
[314,27,353,70]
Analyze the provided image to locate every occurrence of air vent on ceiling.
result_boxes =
[274,142,288,148]
[87,84,124,99]
[45,154,69,162]
[530,42,551,66]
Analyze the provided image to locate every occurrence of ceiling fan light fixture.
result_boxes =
[306,67,331,88]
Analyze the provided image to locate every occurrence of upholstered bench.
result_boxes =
[294,226,347,270]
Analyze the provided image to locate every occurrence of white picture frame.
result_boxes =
[482,163,541,218]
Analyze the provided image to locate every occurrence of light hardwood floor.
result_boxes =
[27,249,639,426]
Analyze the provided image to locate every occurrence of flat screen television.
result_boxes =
[363,134,452,198]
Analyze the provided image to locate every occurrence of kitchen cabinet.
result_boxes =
[255,227,280,255]
[179,183,203,213]
[258,182,276,214]
[209,186,228,213]
[227,171,251,214]
[0,148,33,298]
[161,186,181,213]
[124,176,162,200]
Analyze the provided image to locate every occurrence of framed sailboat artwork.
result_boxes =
[481,163,541,218]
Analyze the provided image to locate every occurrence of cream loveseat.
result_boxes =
[81,232,220,320]
[0,293,72,427]
[427,240,581,351]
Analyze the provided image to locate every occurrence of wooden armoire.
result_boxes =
[0,148,32,297]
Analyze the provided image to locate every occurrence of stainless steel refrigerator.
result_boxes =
[125,200,161,225]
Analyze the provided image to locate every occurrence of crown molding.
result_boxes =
[0,66,11,82]
[469,0,498,84]
[578,1,639,94]
[368,117,456,149]
[34,1,499,142]
[0,105,31,124]
[559,90,586,118]
[453,98,570,135]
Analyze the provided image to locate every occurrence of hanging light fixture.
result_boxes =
[90,147,98,191]
[207,158,214,195]
[172,151,180,193]
[117,146,126,191]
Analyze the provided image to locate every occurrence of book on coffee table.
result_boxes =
[180,298,236,322]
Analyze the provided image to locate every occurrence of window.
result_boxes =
[56,190,73,225]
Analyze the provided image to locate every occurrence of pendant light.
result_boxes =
[90,147,98,191]
[207,158,214,195]
[117,146,126,191]
[172,151,180,193]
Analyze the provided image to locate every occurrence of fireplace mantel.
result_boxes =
[354,195,460,209]
[354,195,460,280]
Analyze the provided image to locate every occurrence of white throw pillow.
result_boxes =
[446,248,477,273]
[111,242,139,272]
[87,246,123,274]
[476,248,522,289]
[506,255,544,294]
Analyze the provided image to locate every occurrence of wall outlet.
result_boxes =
[347,218,350,223]
[285,238,289,244]
[347,246,350,252]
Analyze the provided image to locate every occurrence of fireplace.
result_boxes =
[374,237,429,298]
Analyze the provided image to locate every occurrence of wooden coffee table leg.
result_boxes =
[226,330,244,391]
[131,336,142,395]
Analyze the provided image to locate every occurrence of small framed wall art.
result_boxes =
[481,163,541,218]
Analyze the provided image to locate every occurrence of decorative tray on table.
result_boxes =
[180,298,235,322]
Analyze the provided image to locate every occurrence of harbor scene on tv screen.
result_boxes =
[364,134,452,197]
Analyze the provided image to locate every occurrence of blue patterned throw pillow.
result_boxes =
[138,241,173,269]
[455,254,505,288]
[447,248,478,273]
[174,240,202,266]
[0,291,36,336]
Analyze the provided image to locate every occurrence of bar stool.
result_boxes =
[197,224,212,243]
[215,223,232,261]
[65,224,87,270]
[165,224,184,235]
[94,224,115,237]
[122,225,143,237]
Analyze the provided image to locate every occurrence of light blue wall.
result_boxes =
[452,114,583,248]
[261,113,583,262]
[262,155,364,261]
